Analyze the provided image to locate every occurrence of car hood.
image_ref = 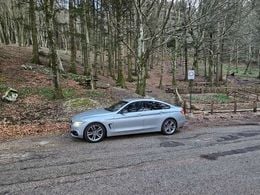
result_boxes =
[72,108,112,121]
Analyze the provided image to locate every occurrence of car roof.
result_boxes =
[122,98,158,103]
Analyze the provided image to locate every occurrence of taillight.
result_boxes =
[180,108,185,115]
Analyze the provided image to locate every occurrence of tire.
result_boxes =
[84,122,106,143]
[161,118,177,135]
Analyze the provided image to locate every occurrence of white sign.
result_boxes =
[188,70,195,80]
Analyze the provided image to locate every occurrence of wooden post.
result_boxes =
[183,100,187,114]
[253,101,257,112]
[234,90,237,113]
[225,87,228,96]
[234,100,237,113]
[189,80,192,113]
[211,101,214,114]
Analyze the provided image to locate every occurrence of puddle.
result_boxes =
[217,131,260,143]
[237,132,260,137]
[160,141,185,147]
[217,135,240,142]
[200,145,260,160]
[38,141,50,146]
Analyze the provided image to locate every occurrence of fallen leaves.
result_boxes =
[0,122,69,141]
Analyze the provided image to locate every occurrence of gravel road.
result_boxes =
[0,125,260,195]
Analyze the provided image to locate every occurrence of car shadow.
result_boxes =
[66,130,181,144]
[103,130,181,142]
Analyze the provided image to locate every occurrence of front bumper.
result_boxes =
[70,130,79,136]
[70,123,84,139]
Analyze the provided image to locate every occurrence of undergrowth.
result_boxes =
[20,87,77,100]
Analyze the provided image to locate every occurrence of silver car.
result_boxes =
[70,98,186,143]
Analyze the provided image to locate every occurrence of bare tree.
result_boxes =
[29,0,40,64]
[69,0,77,73]
[43,0,63,99]
[133,0,174,96]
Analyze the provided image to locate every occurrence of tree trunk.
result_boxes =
[258,49,260,79]
[183,3,188,81]
[106,11,115,79]
[215,22,221,86]
[184,27,188,81]
[159,48,164,89]
[116,44,125,87]
[81,0,93,90]
[92,0,98,88]
[69,0,77,73]
[116,10,125,88]
[135,8,147,96]
[127,21,133,82]
[171,44,177,87]
[99,0,105,76]
[203,42,207,78]
[244,44,252,74]
[136,55,148,96]
[235,41,239,73]
[116,27,125,87]
[159,61,163,89]
[0,23,4,43]
[193,46,199,74]
[0,19,10,45]
[227,42,234,76]
[44,0,63,99]
[29,0,39,64]
[219,40,224,81]
[208,32,214,85]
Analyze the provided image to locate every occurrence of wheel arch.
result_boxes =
[161,117,178,129]
[83,122,107,140]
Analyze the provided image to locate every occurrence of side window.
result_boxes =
[143,101,153,111]
[159,102,170,109]
[152,102,162,110]
[151,101,170,110]
[124,102,143,113]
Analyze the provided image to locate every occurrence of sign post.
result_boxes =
[188,70,195,113]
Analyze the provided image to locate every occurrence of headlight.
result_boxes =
[72,121,83,127]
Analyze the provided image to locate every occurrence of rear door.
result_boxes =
[141,101,171,131]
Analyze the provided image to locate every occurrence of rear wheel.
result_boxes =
[161,118,177,135]
[84,123,106,143]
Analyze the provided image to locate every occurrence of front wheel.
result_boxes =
[84,123,106,143]
[161,118,177,135]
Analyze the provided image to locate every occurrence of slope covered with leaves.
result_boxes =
[0,45,259,141]
[0,45,137,140]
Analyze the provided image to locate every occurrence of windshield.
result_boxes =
[105,101,128,112]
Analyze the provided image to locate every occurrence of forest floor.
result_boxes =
[0,45,259,141]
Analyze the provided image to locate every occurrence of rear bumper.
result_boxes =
[177,117,186,128]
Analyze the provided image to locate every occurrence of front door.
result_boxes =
[110,102,144,134]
